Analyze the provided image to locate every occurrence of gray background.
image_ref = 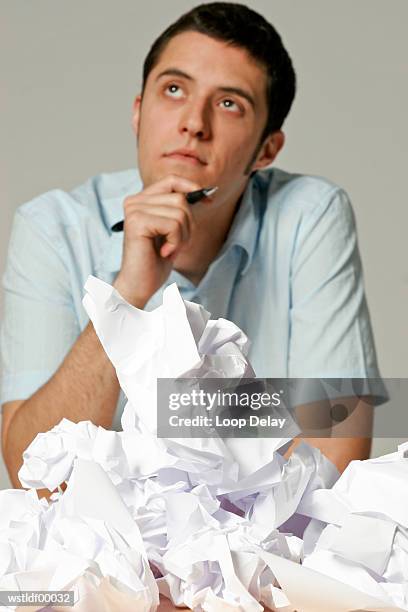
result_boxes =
[1,0,407,488]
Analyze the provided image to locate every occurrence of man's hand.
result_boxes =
[113,175,200,307]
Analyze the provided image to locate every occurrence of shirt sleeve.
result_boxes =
[288,186,387,403]
[1,210,80,406]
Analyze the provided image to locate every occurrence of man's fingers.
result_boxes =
[121,176,202,260]
[131,212,185,256]
[125,194,196,241]
[125,191,196,218]
[160,242,177,258]
[131,204,192,243]
[142,174,202,196]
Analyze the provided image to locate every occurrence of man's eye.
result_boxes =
[165,84,183,98]
[220,99,240,112]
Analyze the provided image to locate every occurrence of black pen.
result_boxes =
[111,186,218,232]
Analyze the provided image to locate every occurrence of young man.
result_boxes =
[1,3,384,487]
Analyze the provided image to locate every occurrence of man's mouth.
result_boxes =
[164,148,207,165]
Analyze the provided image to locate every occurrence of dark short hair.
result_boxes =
[142,2,296,142]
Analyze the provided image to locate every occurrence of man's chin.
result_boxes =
[157,158,211,181]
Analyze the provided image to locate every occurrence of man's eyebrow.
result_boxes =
[155,68,256,109]
[155,68,193,82]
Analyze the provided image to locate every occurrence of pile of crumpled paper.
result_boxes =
[1,276,407,612]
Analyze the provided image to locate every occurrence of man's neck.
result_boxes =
[173,189,245,286]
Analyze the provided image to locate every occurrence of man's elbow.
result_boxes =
[2,438,23,489]
[1,400,27,488]
[292,396,374,471]
[308,436,372,473]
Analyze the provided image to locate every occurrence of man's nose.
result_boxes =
[178,98,211,140]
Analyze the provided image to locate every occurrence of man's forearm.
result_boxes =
[4,321,120,488]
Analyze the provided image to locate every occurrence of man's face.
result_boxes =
[132,31,279,207]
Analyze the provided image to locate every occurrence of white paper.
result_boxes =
[1,276,407,611]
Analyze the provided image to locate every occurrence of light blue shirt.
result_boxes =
[1,167,385,428]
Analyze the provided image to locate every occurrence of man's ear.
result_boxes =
[131,94,142,137]
[252,130,285,171]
